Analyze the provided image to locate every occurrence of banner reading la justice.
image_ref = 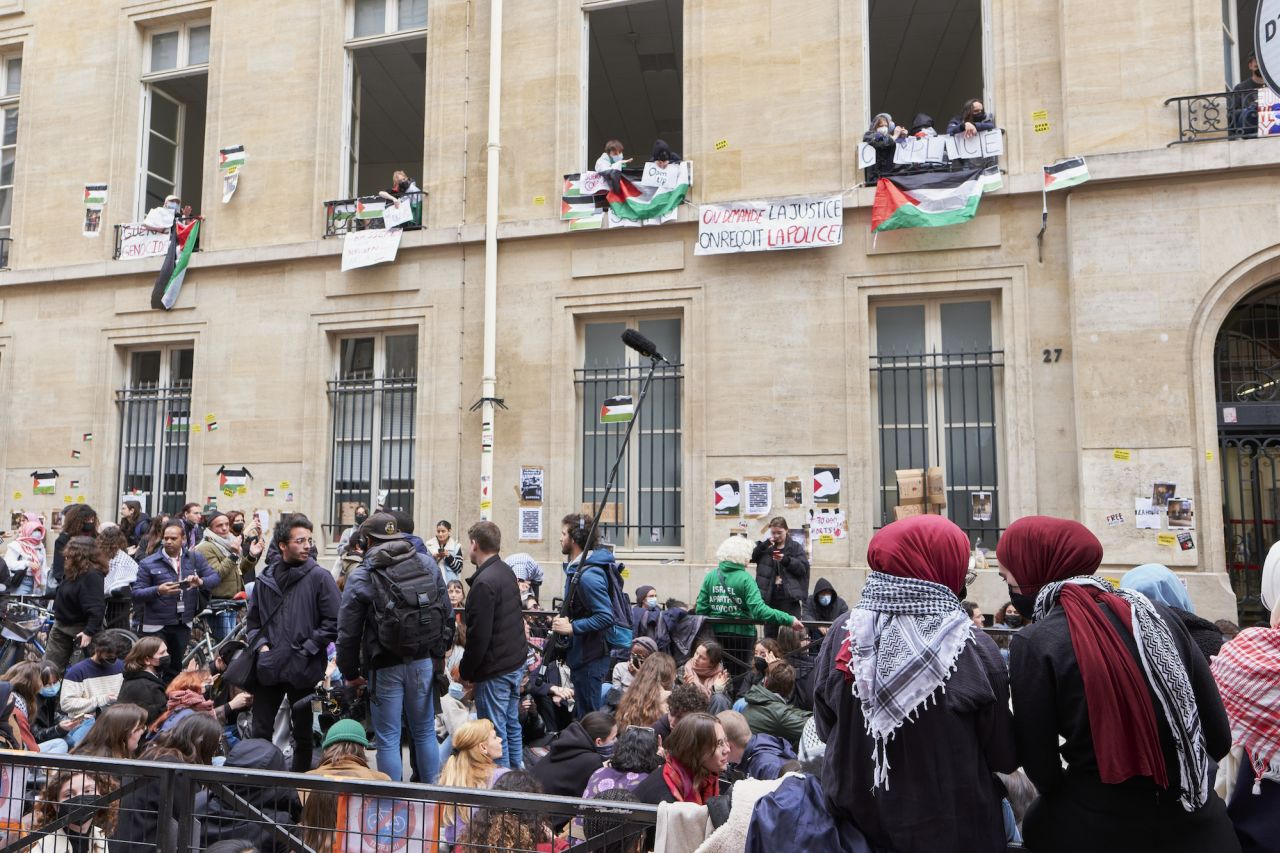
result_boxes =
[695,195,843,255]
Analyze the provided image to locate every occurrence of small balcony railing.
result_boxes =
[860,128,1005,185]
[323,190,425,237]
[1163,89,1280,144]
[0,235,11,269]
[112,215,203,261]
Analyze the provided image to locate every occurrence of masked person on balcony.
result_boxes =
[377,170,421,228]
[862,112,908,181]
[997,516,1238,853]
[593,139,631,195]
[1232,53,1267,138]
[751,517,810,641]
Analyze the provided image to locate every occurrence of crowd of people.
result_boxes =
[0,498,1278,853]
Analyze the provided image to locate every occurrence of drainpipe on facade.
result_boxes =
[477,0,504,521]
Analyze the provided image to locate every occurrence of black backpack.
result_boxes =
[367,553,443,660]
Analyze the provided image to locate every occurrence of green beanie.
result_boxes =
[322,718,369,749]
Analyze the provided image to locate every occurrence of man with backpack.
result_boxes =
[551,513,632,718]
[458,521,527,769]
[336,511,450,783]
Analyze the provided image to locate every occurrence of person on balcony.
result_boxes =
[594,139,631,173]
[377,170,421,228]
[946,98,996,137]
[862,113,907,181]
[1231,53,1266,138]
[651,139,681,168]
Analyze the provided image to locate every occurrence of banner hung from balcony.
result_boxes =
[150,219,201,310]
[561,161,691,231]
[870,168,999,232]
[696,195,843,256]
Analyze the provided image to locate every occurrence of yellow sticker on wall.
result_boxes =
[1207,450,1215,461]
[1032,109,1050,134]
[1112,449,1131,461]
[1033,121,1051,134]
[204,413,216,423]
[279,481,290,490]
[63,496,72,504]
[11,491,20,500]
[76,495,85,503]
[818,534,835,545]
[1157,532,1178,547]
[533,195,546,205]
[480,500,492,511]
[714,139,729,151]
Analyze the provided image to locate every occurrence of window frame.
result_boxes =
[137,20,210,220]
[346,0,428,47]
[575,313,684,554]
[0,51,20,248]
[142,21,211,80]
[115,343,196,518]
[868,295,1006,543]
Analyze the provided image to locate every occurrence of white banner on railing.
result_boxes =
[116,224,171,259]
[695,194,843,256]
[341,228,402,272]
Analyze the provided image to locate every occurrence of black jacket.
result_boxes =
[751,539,810,606]
[117,669,168,724]
[246,557,340,690]
[336,540,449,678]
[1171,607,1225,662]
[529,721,605,828]
[195,739,301,852]
[815,622,1016,853]
[52,570,106,635]
[458,555,527,683]
[802,577,849,646]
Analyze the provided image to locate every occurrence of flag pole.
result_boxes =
[1036,173,1048,264]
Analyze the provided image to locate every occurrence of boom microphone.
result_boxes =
[621,328,666,362]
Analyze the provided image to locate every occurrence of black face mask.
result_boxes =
[82,522,96,534]
[1003,612,1025,629]
[57,794,100,827]
[753,656,767,675]
[355,513,368,525]
[397,180,409,192]
[1008,586,1037,622]
[230,522,245,535]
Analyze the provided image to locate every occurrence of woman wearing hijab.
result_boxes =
[1211,541,1280,853]
[813,515,1015,853]
[1122,563,1225,661]
[3,512,47,594]
[997,516,1238,853]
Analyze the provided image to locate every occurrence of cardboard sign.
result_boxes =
[943,128,1004,160]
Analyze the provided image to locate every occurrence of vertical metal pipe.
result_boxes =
[478,0,504,521]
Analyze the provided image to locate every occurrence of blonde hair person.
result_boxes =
[440,719,508,845]
[615,652,676,736]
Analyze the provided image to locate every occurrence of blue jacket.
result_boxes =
[746,774,871,853]
[564,548,615,668]
[741,733,796,781]
[132,549,222,627]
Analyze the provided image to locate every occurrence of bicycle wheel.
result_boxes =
[0,640,23,673]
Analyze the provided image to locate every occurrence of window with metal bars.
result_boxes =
[871,300,1004,545]
[327,333,418,539]
[115,346,194,517]
[575,318,683,549]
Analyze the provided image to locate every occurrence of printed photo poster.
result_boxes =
[334,795,439,853]
[1151,482,1177,510]
[83,183,107,238]
[519,466,544,503]
[812,466,841,505]
[518,506,543,542]
[714,479,741,517]
[970,491,993,522]
[743,478,772,518]
[1167,498,1194,529]
[783,477,803,508]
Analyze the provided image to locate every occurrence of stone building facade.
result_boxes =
[0,0,1270,620]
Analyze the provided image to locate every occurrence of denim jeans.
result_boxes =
[370,658,439,783]
[569,657,611,718]
[65,718,94,748]
[473,666,523,769]
[208,608,237,643]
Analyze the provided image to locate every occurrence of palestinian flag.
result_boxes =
[83,183,108,205]
[1044,157,1090,191]
[356,198,385,219]
[31,471,56,495]
[871,169,985,232]
[607,162,690,223]
[978,166,1003,193]
[600,395,635,423]
[165,413,190,432]
[218,145,245,172]
[149,219,200,310]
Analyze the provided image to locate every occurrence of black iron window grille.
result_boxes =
[115,383,192,518]
[871,347,1005,545]
[575,362,684,549]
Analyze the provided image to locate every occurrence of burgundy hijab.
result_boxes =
[866,514,970,595]
[997,516,1169,789]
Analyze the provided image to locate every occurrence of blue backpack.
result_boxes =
[582,560,634,652]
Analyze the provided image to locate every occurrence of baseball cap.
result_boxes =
[361,511,404,541]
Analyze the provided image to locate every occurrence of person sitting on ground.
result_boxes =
[718,708,795,782]
[741,660,811,750]
[683,640,732,713]
[71,702,148,759]
[654,681,710,741]
[440,719,510,845]
[1121,563,1225,661]
[583,789,646,853]
[773,624,817,711]
[530,711,616,802]
[462,770,566,853]
[633,711,732,806]
[582,723,663,798]
[802,578,849,646]
[299,720,391,851]
[151,669,216,733]
[32,770,117,853]
[115,636,169,725]
[3,661,52,751]
[60,631,126,720]
[613,637,657,693]
[614,652,675,737]
[197,739,302,853]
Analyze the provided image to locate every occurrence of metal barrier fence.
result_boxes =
[0,751,657,853]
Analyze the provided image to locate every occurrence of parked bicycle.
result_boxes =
[0,598,52,671]
[182,598,248,670]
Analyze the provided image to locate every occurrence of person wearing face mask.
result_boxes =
[802,578,849,649]
[997,516,1237,853]
[994,600,1025,631]
[528,711,616,823]
[863,112,908,181]
[228,510,264,586]
[4,511,47,594]
[115,637,170,725]
[132,522,222,680]
[612,637,657,693]
[630,585,672,655]
[376,170,421,228]
[32,770,116,853]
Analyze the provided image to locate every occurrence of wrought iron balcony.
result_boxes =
[1162,89,1280,144]
[323,190,425,237]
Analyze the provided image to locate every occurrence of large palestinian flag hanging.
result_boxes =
[607,162,691,223]
[150,219,200,310]
[870,168,991,232]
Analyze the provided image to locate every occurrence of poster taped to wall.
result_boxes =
[520,466,544,503]
[812,466,841,505]
[714,480,741,517]
[519,506,543,542]
[743,478,772,517]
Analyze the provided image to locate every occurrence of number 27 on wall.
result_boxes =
[1042,348,1063,363]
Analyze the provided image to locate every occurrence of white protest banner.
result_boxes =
[116,224,172,259]
[696,194,842,256]
[341,228,402,272]
[1257,87,1280,135]
[892,136,947,165]
[639,161,682,188]
[381,200,415,229]
[943,128,1004,161]
[857,143,878,169]
[580,171,611,195]
[808,508,847,542]
[334,795,439,853]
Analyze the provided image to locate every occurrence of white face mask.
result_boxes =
[165,202,179,211]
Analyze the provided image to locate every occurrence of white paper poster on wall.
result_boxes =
[341,228,402,272]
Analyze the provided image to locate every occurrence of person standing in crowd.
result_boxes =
[815,514,1016,853]
[336,511,450,783]
[698,534,804,685]
[1211,540,1280,853]
[997,516,1238,853]
[458,520,527,770]
[51,504,98,588]
[179,502,203,551]
[132,522,220,679]
[229,510,264,586]
[335,503,368,563]
[994,601,1024,629]
[247,514,340,773]
[633,712,731,805]
[552,513,621,717]
[97,526,138,630]
[430,520,465,583]
[389,511,431,557]
[802,577,848,646]
[4,512,47,595]
[195,512,258,641]
[119,500,149,553]
[963,601,986,629]
[45,536,108,671]
[752,518,811,640]
[1122,563,1225,661]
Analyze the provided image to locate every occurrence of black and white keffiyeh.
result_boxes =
[1035,575,1211,811]
[844,572,973,789]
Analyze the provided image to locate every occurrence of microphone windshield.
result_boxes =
[621,328,663,361]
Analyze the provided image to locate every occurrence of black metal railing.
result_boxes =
[326,374,417,535]
[112,216,203,261]
[1162,89,1280,144]
[0,236,11,269]
[115,383,193,518]
[323,191,425,237]
[861,128,1005,186]
[0,750,657,853]
[574,362,684,549]
[871,348,1005,545]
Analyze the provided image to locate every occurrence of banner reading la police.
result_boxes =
[696,194,843,256]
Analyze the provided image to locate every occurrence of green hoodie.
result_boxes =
[695,560,797,637]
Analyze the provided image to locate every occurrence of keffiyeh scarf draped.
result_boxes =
[1034,576,1210,811]
[1211,627,1280,794]
[836,572,973,789]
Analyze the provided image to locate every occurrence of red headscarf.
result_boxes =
[866,514,970,595]
[997,516,1168,789]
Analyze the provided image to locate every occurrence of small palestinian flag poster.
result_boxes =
[217,466,252,498]
[70,480,80,490]
[31,471,57,496]
[218,145,246,203]
[599,395,635,424]
[714,479,741,517]
[1043,157,1090,191]
[263,487,275,497]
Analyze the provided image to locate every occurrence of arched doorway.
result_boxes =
[1214,281,1280,622]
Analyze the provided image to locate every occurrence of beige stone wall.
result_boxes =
[0,0,1267,622]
